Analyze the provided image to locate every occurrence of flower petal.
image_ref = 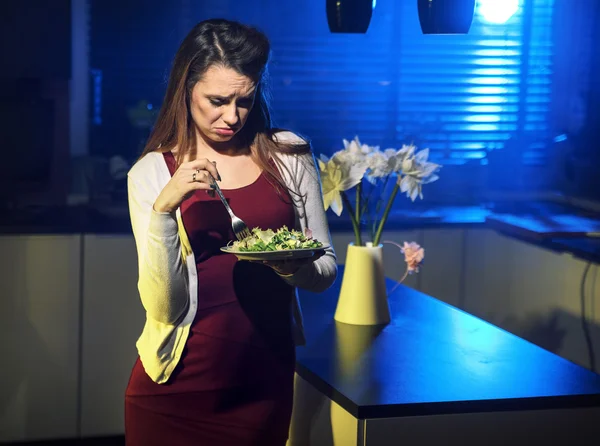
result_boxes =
[422,173,439,184]
[322,189,336,211]
[339,165,367,191]
[414,148,430,163]
[399,175,412,192]
[318,158,328,172]
[330,192,344,216]
[410,184,420,201]
[419,161,440,178]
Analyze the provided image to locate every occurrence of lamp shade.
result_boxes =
[418,0,476,34]
[326,0,374,34]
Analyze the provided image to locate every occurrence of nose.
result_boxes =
[222,104,239,127]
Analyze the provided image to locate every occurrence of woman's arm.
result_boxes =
[277,152,338,292]
[128,174,189,324]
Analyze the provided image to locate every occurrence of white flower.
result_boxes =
[318,154,367,216]
[330,149,354,168]
[387,144,415,173]
[327,137,373,172]
[365,152,388,181]
[344,136,377,156]
[398,143,416,157]
[397,148,441,201]
[365,149,399,183]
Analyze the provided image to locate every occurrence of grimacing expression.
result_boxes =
[190,65,257,142]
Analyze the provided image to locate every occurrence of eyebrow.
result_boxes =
[206,91,256,101]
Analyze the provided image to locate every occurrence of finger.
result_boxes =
[186,158,220,182]
[190,181,213,191]
[188,170,211,185]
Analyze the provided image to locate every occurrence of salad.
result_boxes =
[229,226,323,252]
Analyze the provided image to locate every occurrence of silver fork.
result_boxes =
[210,176,252,241]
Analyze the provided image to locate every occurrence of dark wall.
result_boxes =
[0,0,71,80]
[0,1,72,207]
[88,0,185,159]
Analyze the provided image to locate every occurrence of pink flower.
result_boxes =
[401,241,424,273]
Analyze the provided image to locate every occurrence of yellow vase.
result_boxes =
[334,242,391,325]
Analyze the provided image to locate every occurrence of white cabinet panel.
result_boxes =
[80,235,144,437]
[0,235,81,443]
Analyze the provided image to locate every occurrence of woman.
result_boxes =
[125,18,337,446]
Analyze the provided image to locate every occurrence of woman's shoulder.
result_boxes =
[272,130,309,146]
[270,130,314,167]
[128,151,165,180]
[127,151,171,192]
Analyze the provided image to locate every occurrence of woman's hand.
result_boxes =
[259,250,326,276]
[154,158,221,213]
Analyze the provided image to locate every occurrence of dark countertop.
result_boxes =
[327,205,488,231]
[296,269,600,419]
[1,201,600,263]
[484,201,600,263]
[486,201,600,238]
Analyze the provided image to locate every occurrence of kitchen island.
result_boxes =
[290,269,600,445]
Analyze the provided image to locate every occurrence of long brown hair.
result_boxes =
[138,19,310,196]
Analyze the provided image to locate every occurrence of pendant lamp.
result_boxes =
[418,0,476,34]
[326,0,374,34]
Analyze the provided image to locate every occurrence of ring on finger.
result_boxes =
[192,172,197,182]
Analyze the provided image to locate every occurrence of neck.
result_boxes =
[195,129,252,158]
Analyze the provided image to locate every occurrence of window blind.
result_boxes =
[393,0,554,164]
[258,0,554,163]
[91,0,555,163]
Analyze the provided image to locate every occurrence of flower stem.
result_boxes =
[355,182,362,225]
[342,191,362,246]
[373,183,399,246]
[388,267,409,295]
[370,175,391,241]
[383,239,409,295]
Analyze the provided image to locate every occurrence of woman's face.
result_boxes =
[190,65,256,143]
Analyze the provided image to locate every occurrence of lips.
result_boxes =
[215,128,235,136]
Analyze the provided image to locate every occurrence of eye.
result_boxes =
[209,99,225,107]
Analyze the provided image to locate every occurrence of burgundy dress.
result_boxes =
[125,152,297,446]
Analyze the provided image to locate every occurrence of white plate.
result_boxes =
[220,244,328,261]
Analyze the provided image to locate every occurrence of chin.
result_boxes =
[217,136,237,144]
[205,132,233,142]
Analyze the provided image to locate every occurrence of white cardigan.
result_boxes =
[127,132,337,384]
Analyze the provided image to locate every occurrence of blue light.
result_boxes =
[474,58,520,66]
[468,77,518,85]
[468,86,510,95]
[474,49,520,57]
[472,68,519,76]
[467,105,504,113]
[467,96,510,104]
[554,134,568,143]
[478,0,520,24]
[466,124,500,132]
[465,115,501,123]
